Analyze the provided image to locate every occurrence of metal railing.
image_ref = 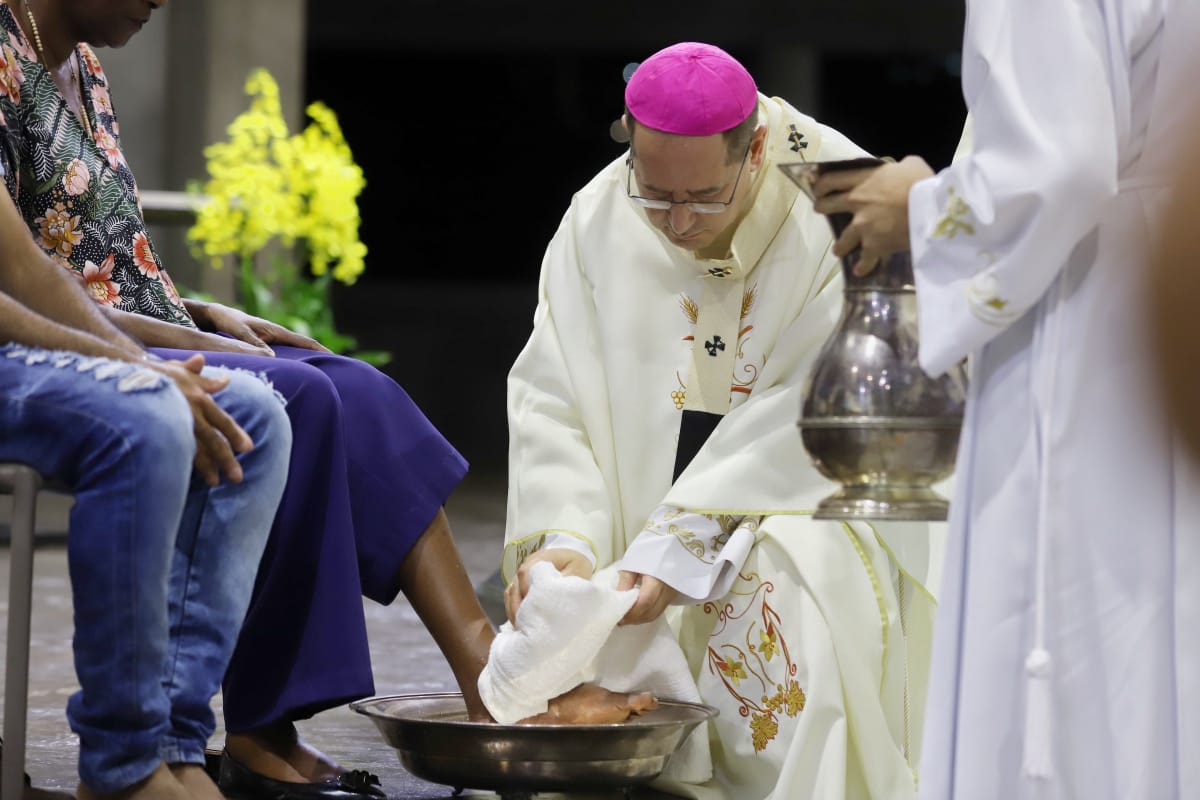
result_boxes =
[140,189,205,226]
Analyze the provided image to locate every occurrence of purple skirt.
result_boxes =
[150,345,468,731]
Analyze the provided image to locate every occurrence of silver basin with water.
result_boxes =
[352,693,717,793]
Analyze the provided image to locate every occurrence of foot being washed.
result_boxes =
[519,683,658,724]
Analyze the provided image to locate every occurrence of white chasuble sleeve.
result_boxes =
[540,533,598,567]
[621,506,761,604]
[503,209,619,581]
[909,0,1122,376]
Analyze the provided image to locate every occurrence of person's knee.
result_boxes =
[241,354,339,412]
[209,368,293,469]
[113,375,196,479]
[0,349,196,479]
[277,360,340,414]
[198,370,291,591]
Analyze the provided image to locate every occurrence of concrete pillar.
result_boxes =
[93,9,171,190]
[93,1,307,302]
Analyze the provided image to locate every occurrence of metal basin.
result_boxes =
[351,693,717,793]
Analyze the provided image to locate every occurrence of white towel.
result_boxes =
[593,614,713,783]
[477,562,712,782]
[477,561,636,723]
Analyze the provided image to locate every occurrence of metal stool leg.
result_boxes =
[2,465,42,800]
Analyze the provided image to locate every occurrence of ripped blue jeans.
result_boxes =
[0,345,291,793]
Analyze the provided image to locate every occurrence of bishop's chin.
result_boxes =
[663,230,708,250]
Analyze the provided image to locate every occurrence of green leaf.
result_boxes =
[351,350,392,367]
[319,331,356,354]
[284,317,315,339]
[251,282,276,312]
[175,286,221,306]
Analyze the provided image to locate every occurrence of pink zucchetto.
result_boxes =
[624,42,758,136]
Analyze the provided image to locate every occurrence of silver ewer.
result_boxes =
[783,159,967,521]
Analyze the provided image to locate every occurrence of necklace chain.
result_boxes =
[21,0,94,139]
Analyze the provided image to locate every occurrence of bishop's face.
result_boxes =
[627,125,762,252]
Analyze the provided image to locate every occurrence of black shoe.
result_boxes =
[203,748,223,782]
[218,750,386,799]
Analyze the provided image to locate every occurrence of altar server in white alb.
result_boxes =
[812,2,1200,798]
[500,42,941,799]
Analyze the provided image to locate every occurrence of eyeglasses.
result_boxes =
[626,144,751,215]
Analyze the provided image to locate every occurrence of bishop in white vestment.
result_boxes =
[501,42,940,799]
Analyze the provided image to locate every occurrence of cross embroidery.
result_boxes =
[705,335,726,357]
[787,124,808,153]
[708,266,734,278]
[932,188,976,240]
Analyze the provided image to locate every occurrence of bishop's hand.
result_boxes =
[616,571,679,625]
[504,548,594,626]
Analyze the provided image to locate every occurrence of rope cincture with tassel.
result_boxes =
[1022,646,1054,779]
[1021,275,1065,782]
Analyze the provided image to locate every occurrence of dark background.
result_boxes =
[304,1,967,473]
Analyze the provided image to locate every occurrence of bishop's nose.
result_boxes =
[668,204,695,234]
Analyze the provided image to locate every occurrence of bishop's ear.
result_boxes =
[750,125,769,170]
[609,114,633,145]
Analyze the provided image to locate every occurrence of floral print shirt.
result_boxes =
[0,1,195,327]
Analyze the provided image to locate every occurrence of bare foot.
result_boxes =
[168,764,223,800]
[395,508,497,724]
[460,616,496,722]
[519,683,658,724]
[224,721,341,783]
[77,763,188,800]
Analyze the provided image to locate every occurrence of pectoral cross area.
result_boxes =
[787,125,808,153]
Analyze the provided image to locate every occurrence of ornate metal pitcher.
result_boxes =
[782,159,968,521]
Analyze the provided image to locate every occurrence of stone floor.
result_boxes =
[0,475,670,800]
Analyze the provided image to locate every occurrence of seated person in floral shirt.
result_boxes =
[0,164,289,798]
[0,1,492,797]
